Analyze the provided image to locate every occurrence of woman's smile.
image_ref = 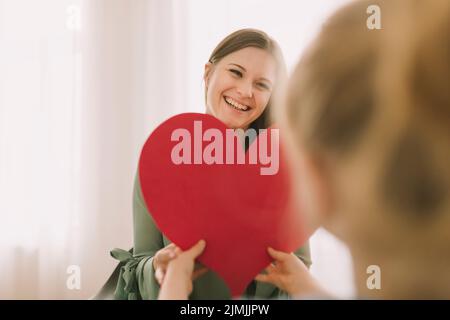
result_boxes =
[223,96,251,112]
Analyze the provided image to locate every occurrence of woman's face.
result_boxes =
[204,47,277,130]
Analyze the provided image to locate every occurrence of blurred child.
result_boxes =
[159,0,450,299]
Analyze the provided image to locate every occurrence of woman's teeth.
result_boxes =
[224,96,250,111]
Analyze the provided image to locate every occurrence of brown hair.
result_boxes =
[206,28,287,131]
[282,0,449,220]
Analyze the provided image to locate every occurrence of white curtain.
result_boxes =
[0,0,354,299]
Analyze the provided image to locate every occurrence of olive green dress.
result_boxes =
[110,173,312,300]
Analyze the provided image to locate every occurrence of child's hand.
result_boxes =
[158,240,208,300]
[255,247,326,298]
[153,243,182,285]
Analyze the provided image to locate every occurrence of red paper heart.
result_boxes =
[139,113,307,297]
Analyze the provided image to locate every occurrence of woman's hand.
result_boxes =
[255,247,328,298]
[153,243,182,285]
[158,240,208,300]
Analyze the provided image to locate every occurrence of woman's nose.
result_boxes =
[237,81,253,98]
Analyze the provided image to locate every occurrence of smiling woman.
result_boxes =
[204,46,277,130]
[204,29,287,131]
[110,28,311,300]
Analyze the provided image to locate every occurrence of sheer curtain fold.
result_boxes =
[0,0,188,299]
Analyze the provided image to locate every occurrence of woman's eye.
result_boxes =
[257,82,270,90]
[229,69,243,77]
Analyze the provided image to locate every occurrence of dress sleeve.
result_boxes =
[110,172,164,300]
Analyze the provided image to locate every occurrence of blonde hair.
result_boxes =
[281,0,449,221]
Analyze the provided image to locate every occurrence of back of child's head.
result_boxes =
[279,0,450,298]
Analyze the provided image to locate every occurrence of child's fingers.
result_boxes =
[267,247,290,261]
[166,243,177,249]
[162,244,181,259]
[154,267,165,285]
[186,240,206,259]
[192,267,208,280]
[194,265,208,272]
[266,264,277,274]
[157,248,178,264]
[255,273,272,283]
[256,263,280,282]
[165,243,178,257]
[258,263,277,278]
